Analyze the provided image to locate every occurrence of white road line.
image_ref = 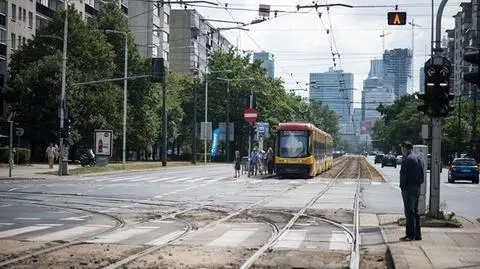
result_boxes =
[370,182,382,185]
[153,179,223,199]
[29,225,107,242]
[0,225,57,238]
[207,228,258,247]
[329,230,351,250]
[15,217,40,220]
[149,177,177,183]
[148,220,174,224]
[0,204,11,208]
[130,176,159,182]
[169,177,193,183]
[60,215,91,221]
[250,180,263,184]
[0,223,14,226]
[108,177,141,182]
[343,182,356,185]
[7,188,17,192]
[189,177,210,183]
[145,230,185,245]
[273,230,307,249]
[87,227,158,244]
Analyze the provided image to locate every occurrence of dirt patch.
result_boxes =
[176,209,229,229]
[253,250,349,268]
[360,250,390,269]
[125,245,254,269]
[360,158,385,182]
[306,209,354,225]
[0,240,55,262]
[231,209,293,224]
[320,157,350,178]
[4,243,143,269]
[398,214,462,228]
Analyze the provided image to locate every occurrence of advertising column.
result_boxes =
[95,130,113,166]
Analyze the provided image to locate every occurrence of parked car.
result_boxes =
[382,155,397,168]
[448,158,479,184]
[374,154,384,164]
[396,155,403,164]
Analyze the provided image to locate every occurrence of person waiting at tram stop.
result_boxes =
[250,148,259,176]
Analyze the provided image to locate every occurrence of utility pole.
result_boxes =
[247,93,253,178]
[192,73,197,164]
[472,87,477,158]
[58,4,68,176]
[226,79,230,163]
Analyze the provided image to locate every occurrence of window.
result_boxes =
[22,37,25,45]
[11,33,15,49]
[164,12,169,25]
[162,50,168,61]
[0,0,7,15]
[28,11,32,28]
[162,32,169,43]
[0,28,6,43]
[153,3,160,17]
[23,8,26,22]
[11,4,16,21]
[153,23,161,36]
[278,131,310,158]
[17,35,21,47]
[18,7,21,21]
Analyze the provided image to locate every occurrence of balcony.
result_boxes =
[84,3,98,16]
[0,43,6,60]
[36,2,55,18]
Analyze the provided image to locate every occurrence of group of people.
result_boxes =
[45,143,59,168]
[233,147,275,178]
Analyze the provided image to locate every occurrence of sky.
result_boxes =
[191,0,465,108]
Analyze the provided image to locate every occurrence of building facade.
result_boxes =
[169,9,232,75]
[362,87,395,122]
[383,48,412,98]
[368,59,383,78]
[419,67,425,94]
[253,51,274,78]
[309,68,354,135]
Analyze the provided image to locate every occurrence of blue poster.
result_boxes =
[210,128,220,157]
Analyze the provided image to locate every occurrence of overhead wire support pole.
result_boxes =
[429,0,449,218]
[296,3,353,10]
[59,3,68,176]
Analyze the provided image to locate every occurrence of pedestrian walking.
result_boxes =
[250,148,259,176]
[46,143,56,169]
[399,141,424,241]
[234,150,241,178]
[266,147,274,175]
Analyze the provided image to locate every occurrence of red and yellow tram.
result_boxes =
[275,123,333,177]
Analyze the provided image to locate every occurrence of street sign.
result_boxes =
[200,122,212,141]
[387,12,407,25]
[15,127,24,137]
[218,122,234,142]
[258,4,270,18]
[244,108,257,123]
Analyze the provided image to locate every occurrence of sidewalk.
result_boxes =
[0,164,73,179]
[378,213,480,269]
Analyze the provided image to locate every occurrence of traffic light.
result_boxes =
[464,50,480,86]
[419,57,454,117]
[387,12,407,25]
[61,118,71,139]
[151,57,165,83]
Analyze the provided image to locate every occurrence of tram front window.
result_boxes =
[279,131,309,158]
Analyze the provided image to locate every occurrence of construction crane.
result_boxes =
[380,29,392,53]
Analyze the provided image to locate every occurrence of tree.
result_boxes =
[5,8,120,159]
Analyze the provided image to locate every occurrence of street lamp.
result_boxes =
[204,69,232,164]
[216,77,254,163]
[104,29,162,164]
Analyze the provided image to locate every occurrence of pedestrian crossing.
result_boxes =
[78,174,230,185]
[0,221,351,251]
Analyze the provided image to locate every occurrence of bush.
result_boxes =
[0,147,31,164]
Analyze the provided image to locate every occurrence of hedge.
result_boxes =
[0,147,31,164]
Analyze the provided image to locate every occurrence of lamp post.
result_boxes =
[204,69,232,164]
[216,77,254,163]
[59,4,68,176]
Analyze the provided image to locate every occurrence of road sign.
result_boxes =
[387,12,407,25]
[244,108,257,123]
[200,122,212,141]
[15,127,24,137]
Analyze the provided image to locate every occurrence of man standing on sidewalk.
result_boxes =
[400,141,424,241]
[46,143,56,169]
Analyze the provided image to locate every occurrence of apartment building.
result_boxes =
[169,9,232,75]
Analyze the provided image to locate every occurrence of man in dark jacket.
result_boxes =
[399,141,424,241]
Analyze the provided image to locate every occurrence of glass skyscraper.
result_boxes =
[253,51,275,79]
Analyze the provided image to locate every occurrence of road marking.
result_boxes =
[145,230,185,245]
[7,188,17,192]
[108,176,141,182]
[0,225,57,238]
[370,182,382,185]
[149,177,177,183]
[29,225,107,242]
[149,220,174,224]
[0,204,11,208]
[0,223,14,226]
[153,178,224,199]
[207,228,258,247]
[60,215,91,221]
[343,182,356,185]
[15,217,40,220]
[130,176,158,182]
[189,177,210,183]
[87,227,157,244]
[329,230,351,250]
[273,229,307,249]
[250,180,263,184]
[169,177,193,183]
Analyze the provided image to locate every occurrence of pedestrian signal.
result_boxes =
[388,12,407,25]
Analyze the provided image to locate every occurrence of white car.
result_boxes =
[396,155,403,164]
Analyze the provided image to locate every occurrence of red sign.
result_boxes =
[244,108,257,123]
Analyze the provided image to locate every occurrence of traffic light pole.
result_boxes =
[428,0,449,218]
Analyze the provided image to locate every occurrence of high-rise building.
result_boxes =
[253,51,274,78]
[362,87,395,122]
[368,59,383,78]
[419,67,425,94]
[383,48,412,98]
[169,9,232,75]
[353,108,362,135]
[309,68,354,135]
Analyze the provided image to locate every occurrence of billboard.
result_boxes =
[94,130,113,156]
[360,121,373,134]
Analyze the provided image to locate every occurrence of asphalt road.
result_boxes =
[0,164,360,253]
[363,156,480,219]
